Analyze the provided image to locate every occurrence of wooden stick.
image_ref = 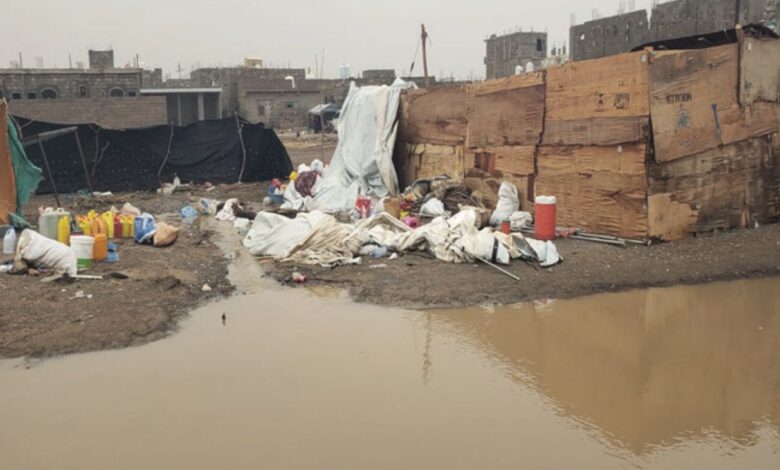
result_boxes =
[36,137,60,207]
[235,113,247,183]
[157,123,175,187]
[474,255,520,281]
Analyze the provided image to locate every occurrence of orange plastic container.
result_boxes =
[534,196,557,241]
[92,234,108,262]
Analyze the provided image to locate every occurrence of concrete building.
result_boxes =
[0,49,168,128]
[140,88,221,126]
[570,10,651,62]
[569,0,780,62]
[484,31,547,80]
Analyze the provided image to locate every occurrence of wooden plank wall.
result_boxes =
[395,87,468,187]
[536,144,649,239]
[650,44,779,163]
[461,73,545,210]
[544,51,651,146]
[647,138,778,240]
[395,39,780,241]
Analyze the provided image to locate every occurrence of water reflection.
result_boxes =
[427,278,780,457]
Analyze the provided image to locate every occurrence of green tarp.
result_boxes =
[7,118,42,225]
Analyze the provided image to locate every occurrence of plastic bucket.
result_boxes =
[534,196,557,241]
[70,235,94,269]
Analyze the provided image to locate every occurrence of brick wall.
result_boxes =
[8,97,167,129]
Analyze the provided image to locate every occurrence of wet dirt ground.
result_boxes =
[2,137,780,357]
[266,223,780,308]
[2,256,778,469]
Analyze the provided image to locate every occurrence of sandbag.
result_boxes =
[490,182,520,226]
[15,229,77,275]
[153,222,180,247]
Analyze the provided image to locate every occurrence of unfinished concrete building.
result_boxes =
[484,31,547,80]
[570,10,651,62]
[569,0,780,62]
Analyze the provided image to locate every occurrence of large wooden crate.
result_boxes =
[544,51,652,146]
[650,44,779,163]
[535,144,649,239]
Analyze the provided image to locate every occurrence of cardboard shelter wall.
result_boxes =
[395,39,780,241]
[0,101,17,224]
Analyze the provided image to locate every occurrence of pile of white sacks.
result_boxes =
[236,207,560,269]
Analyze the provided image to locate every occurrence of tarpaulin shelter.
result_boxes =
[0,100,42,225]
[13,116,293,194]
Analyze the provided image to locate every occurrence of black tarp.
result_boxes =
[13,116,292,194]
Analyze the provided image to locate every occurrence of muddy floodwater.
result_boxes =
[2,275,780,469]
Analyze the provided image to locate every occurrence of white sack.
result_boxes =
[15,229,77,275]
[490,182,520,226]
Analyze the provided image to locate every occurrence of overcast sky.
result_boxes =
[2,0,657,80]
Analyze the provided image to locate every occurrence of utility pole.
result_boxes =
[421,24,430,88]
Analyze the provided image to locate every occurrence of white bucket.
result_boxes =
[70,235,95,268]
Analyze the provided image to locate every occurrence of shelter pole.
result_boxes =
[73,131,93,193]
[157,124,175,187]
[320,88,325,161]
[235,113,247,183]
[421,24,429,88]
[37,137,61,208]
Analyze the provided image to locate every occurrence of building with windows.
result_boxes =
[484,31,548,80]
[0,49,168,128]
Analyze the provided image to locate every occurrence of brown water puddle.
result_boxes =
[1,277,779,469]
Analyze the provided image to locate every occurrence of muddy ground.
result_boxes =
[0,189,245,359]
[266,225,780,309]
[3,138,780,357]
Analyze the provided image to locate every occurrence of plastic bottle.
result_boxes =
[38,208,58,240]
[57,214,71,245]
[102,212,115,239]
[93,233,108,262]
[113,216,123,239]
[3,228,17,255]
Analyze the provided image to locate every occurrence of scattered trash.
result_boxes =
[490,182,520,226]
[134,213,157,244]
[153,222,180,247]
[180,206,199,224]
[3,227,17,255]
[369,264,388,269]
[0,264,13,274]
[120,203,141,217]
[419,198,446,218]
[106,242,119,263]
[388,253,399,260]
[201,284,212,292]
[510,212,533,231]
[291,272,308,283]
[402,216,420,228]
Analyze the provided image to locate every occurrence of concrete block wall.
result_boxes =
[484,31,547,79]
[570,10,650,62]
[0,70,143,99]
[8,97,167,129]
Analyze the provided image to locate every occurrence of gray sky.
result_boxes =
[2,0,656,80]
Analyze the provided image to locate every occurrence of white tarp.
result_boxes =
[243,208,559,268]
[311,79,414,213]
